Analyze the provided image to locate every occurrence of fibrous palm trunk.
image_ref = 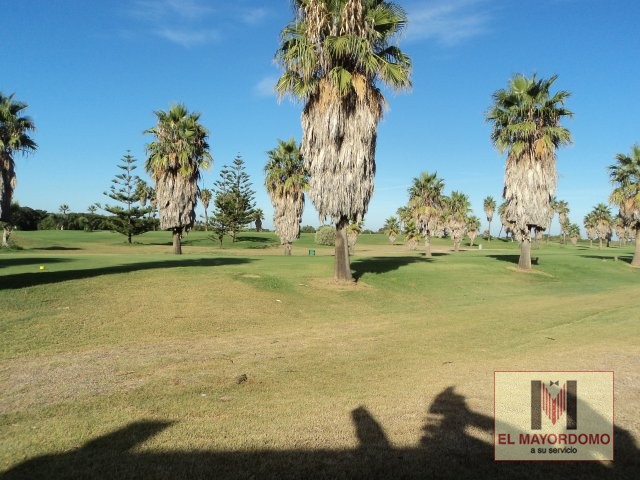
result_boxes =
[284,242,292,256]
[424,234,432,257]
[172,228,182,255]
[632,228,640,267]
[334,216,352,281]
[302,79,381,283]
[519,238,532,269]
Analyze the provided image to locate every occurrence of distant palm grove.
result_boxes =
[1,0,638,271]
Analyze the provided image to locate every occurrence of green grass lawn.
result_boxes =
[1,230,638,479]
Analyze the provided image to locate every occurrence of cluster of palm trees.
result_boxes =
[383,172,480,255]
[3,1,640,272]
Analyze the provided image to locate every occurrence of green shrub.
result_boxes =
[314,225,336,246]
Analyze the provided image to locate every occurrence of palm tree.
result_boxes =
[487,74,572,269]
[396,205,411,231]
[483,196,496,241]
[404,221,420,251]
[583,212,598,248]
[199,188,212,231]
[265,138,308,255]
[252,208,265,232]
[466,215,481,246]
[1,93,37,221]
[613,216,626,247]
[276,0,411,281]
[58,203,70,230]
[382,216,401,244]
[554,199,570,244]
[587,203,613,249]
[609,144,640,266]
[566,223,580,245]
[145,104,212,254]
[444,191,471,252]
[408,171,445,257]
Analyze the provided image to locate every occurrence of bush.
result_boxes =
[315,225,336,245]
[301,225,316,233]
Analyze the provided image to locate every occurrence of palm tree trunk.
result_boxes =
[498,224,503,240]
[632,228,640,267]
[284,242,292,256]
[334,216,352,282]
[518,238,532,270]
[2,225,12,247]
[172,228,182,255]
[599,238,603,250]
[488,220,492,242]
[424,234,432,257]
[204,210,208,231]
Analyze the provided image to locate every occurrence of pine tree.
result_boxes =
[211,155,256,242]
[103,151,153,243]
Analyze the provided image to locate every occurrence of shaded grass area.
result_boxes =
[1,232,638,478]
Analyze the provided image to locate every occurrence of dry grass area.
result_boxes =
[1,232,638,479]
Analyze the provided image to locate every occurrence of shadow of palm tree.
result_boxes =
[580,255,632,264]
[487,254,520,265]
[32,246,82,251]
[0,257,253,290]
[0,257,73,268]
[351,256,434,280]
[3,386,637,479]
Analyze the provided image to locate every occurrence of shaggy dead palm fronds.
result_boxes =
[145,104,211,233]
[265,138,309,253]
[277,0,411,279]
[487,74,572,267]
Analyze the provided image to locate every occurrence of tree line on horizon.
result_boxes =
[2,1,640,270]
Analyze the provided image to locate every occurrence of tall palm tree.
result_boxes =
[0,93,37,221]
[382,216,400,244]
[483,196,496,241]
[276,0,411,281]
[487,74,572,269]
[609,144,640,266]
[554,199,570,244]
[408,171,445,257]
[265,138,309,255]
[199,188,212,231]
[444,191,471,252]
[145,104,212,254]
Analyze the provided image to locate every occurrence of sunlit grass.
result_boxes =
[1,231,638,478]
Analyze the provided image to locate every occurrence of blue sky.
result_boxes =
[2,0,639,234]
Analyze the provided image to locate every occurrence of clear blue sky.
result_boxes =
[2,0,639,234]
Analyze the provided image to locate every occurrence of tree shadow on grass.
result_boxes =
[0,257,73,268]
[32,246,83,251]
[0,257,253,290]
[351,256,434,280]
[4,386,636,479]
[580,255,632,264]
[487,254,520,265]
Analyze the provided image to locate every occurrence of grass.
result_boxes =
[1,230,639,479]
